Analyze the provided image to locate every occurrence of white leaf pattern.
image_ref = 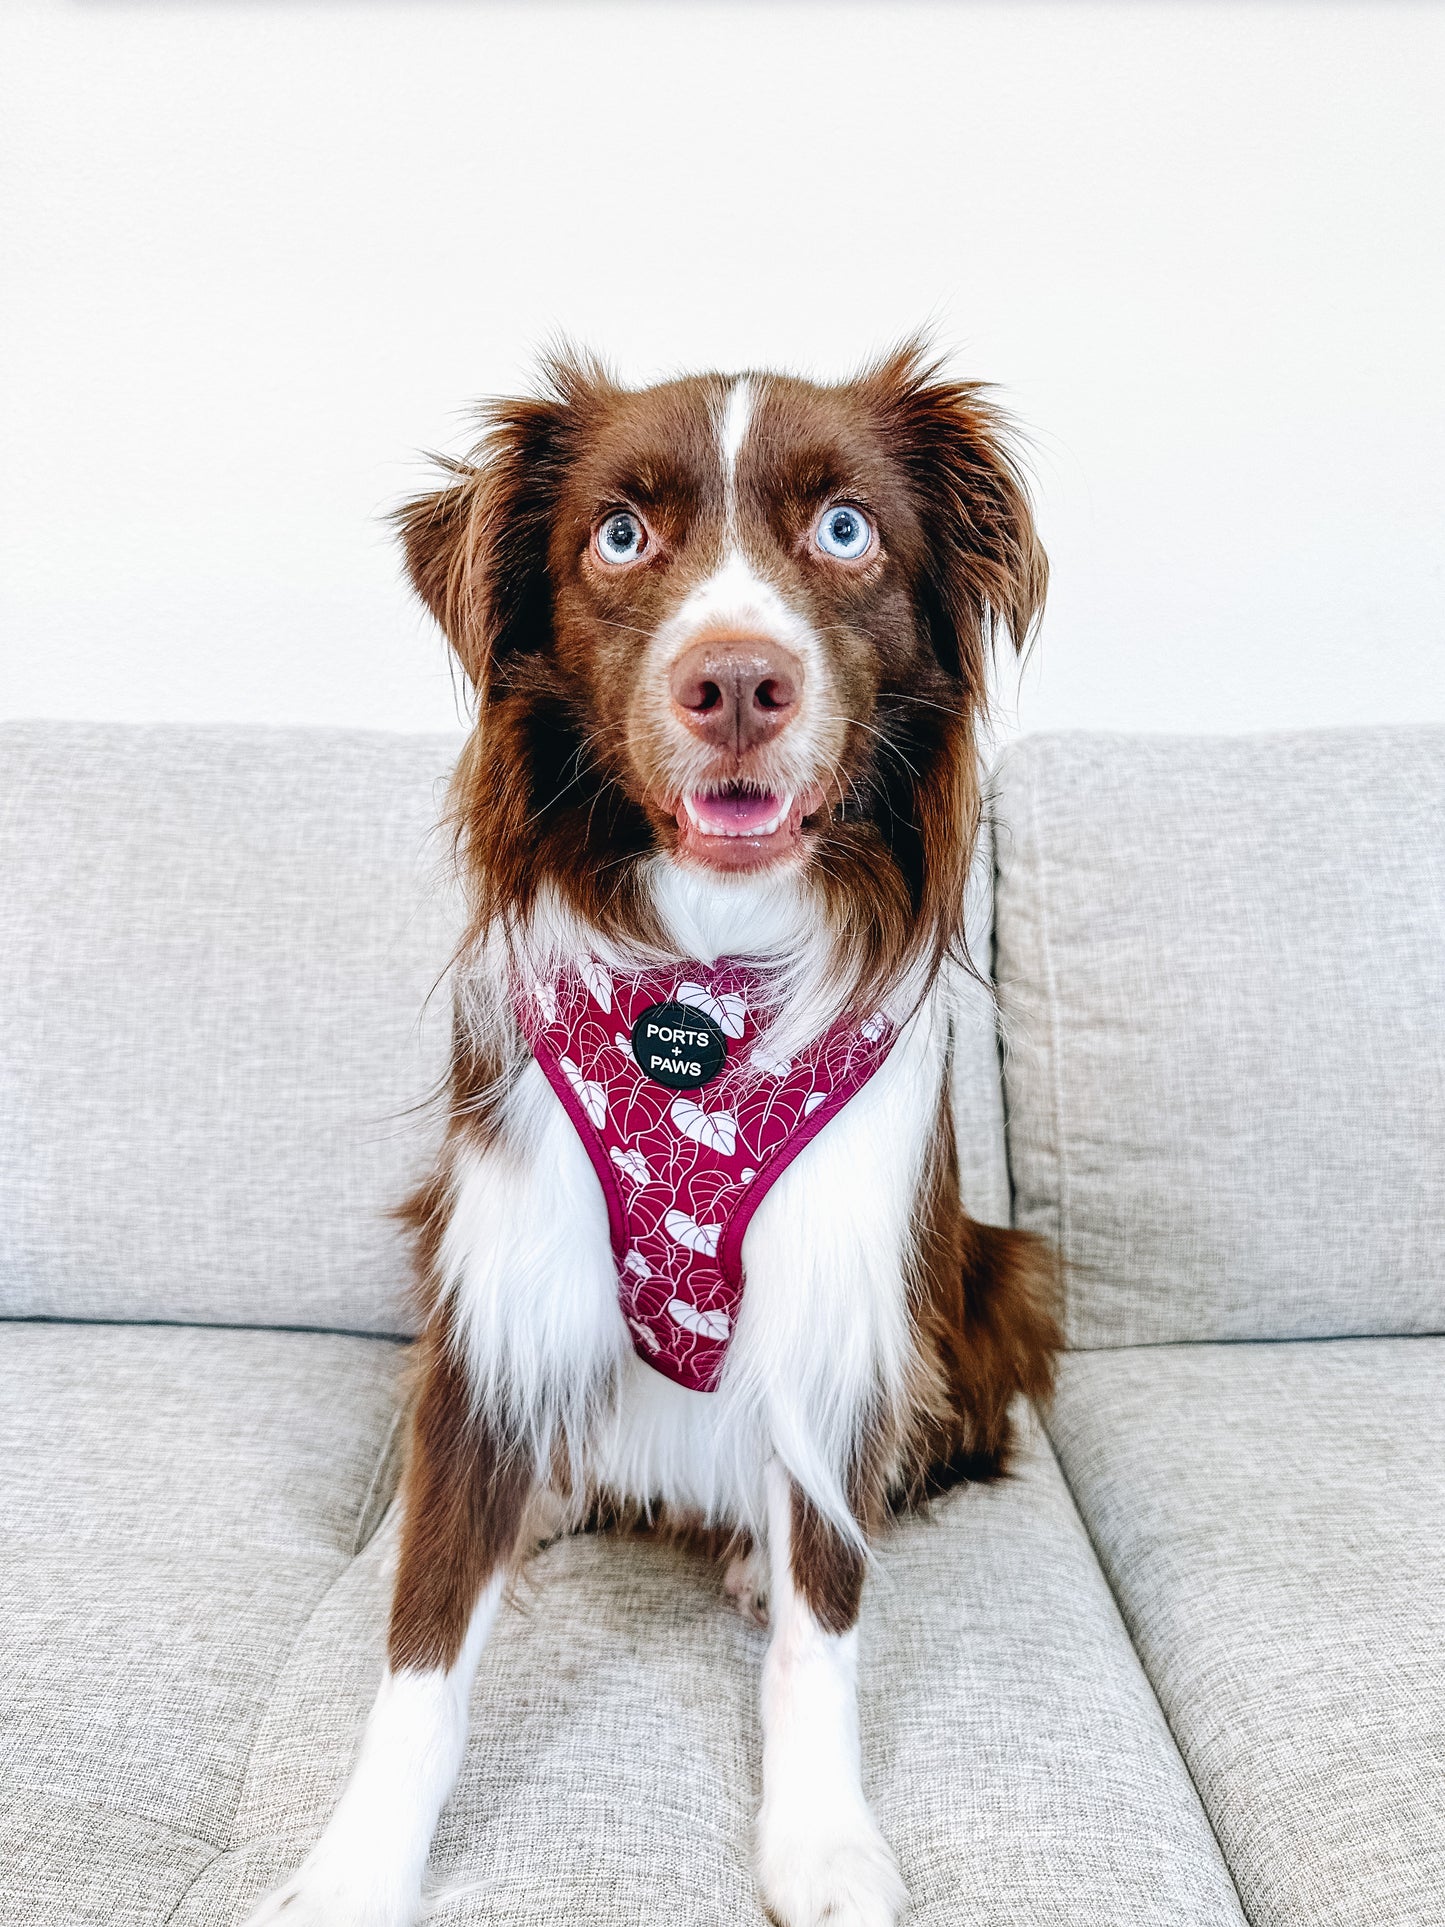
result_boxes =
[667,1296,731,1341]
[622,1249,652,1280]
[802,1088,826,1118]
[560,1055,606,1128]
[627,1316,662,1353]
[668,1095,738,1156]
[530,976,558,1026]
[580,959,614,1012]
[675,980,747,1039]
[859,1010,891,1042]
[749,1038,793,1076]
[609,1145,650,1186]
[664,1209,721,1257]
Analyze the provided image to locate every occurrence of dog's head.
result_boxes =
[401,343,1044,1007]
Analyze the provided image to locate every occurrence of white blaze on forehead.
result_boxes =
[718,377,755,493]
[650,372,830,761]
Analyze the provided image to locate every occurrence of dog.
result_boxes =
[246,343,1060,1927]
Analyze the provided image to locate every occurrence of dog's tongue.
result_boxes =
[685,790,786,837]
[675,787,812,871]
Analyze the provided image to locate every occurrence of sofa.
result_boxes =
[2,719,1441,1927]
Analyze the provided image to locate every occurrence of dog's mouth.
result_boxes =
[673,782,819,872]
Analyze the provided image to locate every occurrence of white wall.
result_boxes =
[3,0,1442,739]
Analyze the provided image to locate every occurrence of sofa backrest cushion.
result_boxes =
[1,722,1012,1336]
[0,724,461,1333]
[992,728,1445,1348]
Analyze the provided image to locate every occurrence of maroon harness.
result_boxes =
[517,960,897,1392]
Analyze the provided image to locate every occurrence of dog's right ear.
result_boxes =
[395,358,608,700]
[394,400,565,701]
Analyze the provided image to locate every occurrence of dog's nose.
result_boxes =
[669,639,801,754]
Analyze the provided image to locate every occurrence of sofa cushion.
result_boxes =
[1047,1338,1445,1927]
[0,1321,406,1925]
[0,722,461,1332]
[992,728,1445,1347]
[171,1416,1244,1927]
[0,722,1013,1333]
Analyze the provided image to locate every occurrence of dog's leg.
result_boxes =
[244,1330,531,1927]
[754,1460,905,1927]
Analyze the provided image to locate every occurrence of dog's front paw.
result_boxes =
[241,1852,421,1927]
[723,1541,770,1627]
[756,1805,906,1927]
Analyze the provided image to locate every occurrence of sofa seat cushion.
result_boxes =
[172,1415,1244,1927]
[1048,1338,1445,1927]
[0,1322,406,1926]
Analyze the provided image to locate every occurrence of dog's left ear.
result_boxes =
[864,343,1047,685]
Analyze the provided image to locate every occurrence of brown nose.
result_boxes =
[669,639,801,754]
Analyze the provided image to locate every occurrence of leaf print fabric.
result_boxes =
[667,1297,731,1341]
[668,1095,738,1156]
[518,959,898,1392]
[609,1146,651,1187]
[674,980,748,1039]
[663,1207,721,1256]
[559,1056,607,1129]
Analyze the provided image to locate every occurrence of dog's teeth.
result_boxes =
[758,794,793,836]
[684,791,794,837]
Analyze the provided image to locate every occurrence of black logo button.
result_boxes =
[630,1001,728,1090]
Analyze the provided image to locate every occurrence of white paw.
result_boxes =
[242,1852,420,1927]
[757,1808,906,1927]
[723,1543,770,1628]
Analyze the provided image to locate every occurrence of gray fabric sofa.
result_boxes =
[2,720,1441,1927]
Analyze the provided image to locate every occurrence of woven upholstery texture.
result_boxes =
[0,722,462,1334]
[991,727,1445,1347]
[1048,1339,1445,1927]
[174,1413,1243,1927]
[0,721,1011,1334]
[10,719,1439,1922]
[0,1321,406,1926]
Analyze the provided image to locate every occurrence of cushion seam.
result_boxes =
[0,1785,223,1857]
[352,1402,406,1556]
[156,1533,362,1927]
[989,798,1024,1230]
[160,1530,386,1924]
[1029,747,1072,1319]
[1040,1413,1256,1927]
[184,1404,410,1908]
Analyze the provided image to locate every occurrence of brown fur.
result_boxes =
[390,343,1059,1659]
[789,1486,867,1637]
[388,1301,534,1673]
[395,341,1046,1020]
[897,1085,1061,1501]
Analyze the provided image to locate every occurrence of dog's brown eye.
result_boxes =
[596,511,646,565]
[815,504,874,561]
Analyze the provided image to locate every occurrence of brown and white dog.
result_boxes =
[247,344,1059,1927]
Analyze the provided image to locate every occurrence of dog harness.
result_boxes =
[517,960,898,1393]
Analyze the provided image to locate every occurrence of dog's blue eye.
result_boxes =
[597,511,645,563]
[815,504,873,561]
